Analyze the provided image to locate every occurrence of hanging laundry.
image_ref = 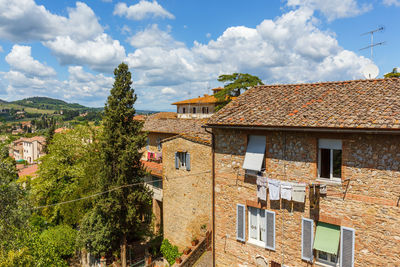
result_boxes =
[292,183,306,203]
[268,179,281,201]
[256,175,267,201]
[147,152,151,161]
[281,182,293,201]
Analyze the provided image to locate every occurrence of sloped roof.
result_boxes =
[143,116,207,135]
[207,78,400,130]
[18,164,38,178]
[162,133,211,146]
[141,160,162,177]
[23,136,46,144]
[172,94,219,105]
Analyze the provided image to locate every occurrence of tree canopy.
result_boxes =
[384,68,400,78]
[215,73,263,111]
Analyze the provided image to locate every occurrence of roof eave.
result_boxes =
[203,124,400,135]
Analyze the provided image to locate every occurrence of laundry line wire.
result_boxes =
[32,170,212,210]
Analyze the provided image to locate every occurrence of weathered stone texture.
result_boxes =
[163,137,212,250]
[213,128,400,266]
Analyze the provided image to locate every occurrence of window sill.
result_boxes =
[247,239,266,249]
[315,261,339,267]
[316,178,342,185]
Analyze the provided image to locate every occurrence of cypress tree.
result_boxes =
[99,63,152,266]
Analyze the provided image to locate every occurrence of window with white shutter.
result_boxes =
[340,227,355,267]
[265,210,275,251]
[236,204,246,242]
[301,218,314,262]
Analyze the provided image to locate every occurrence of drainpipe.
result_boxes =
[204,126,215,267]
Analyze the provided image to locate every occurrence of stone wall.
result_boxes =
[162,137,212,250]
[213,128,400,266]
[142,132,176,160]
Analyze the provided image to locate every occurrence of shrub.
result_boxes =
[160,239,181,265]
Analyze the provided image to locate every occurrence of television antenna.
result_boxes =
[359,26,385,60]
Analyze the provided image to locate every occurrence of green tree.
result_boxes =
[89,63,152,266]
[31,125,101,225]
[215,73,263,111]
[384,67,400,78]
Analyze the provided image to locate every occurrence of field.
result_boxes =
[0,103,55,114]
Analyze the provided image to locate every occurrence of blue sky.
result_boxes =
[0,0,398,110]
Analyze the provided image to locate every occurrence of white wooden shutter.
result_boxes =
[236,204,246,242]
[340,227,355,267]
[301,218,314,262]
[174,152,179,169]
[186,152,191,171]
[265,210,275,250]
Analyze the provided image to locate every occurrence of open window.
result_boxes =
[175,152,190,171]
[318,139,342,182]
[313,222,340,267]
[243,135,266,176]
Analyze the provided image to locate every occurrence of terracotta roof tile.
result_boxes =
[207,78,400,130]
[143,116,207,135]
[18,164,38,178]
[162,133,211,145]
[172,94,220,105]
[141,160,162,177]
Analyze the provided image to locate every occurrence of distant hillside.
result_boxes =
[12,97,88,110]
[0,99,8,104]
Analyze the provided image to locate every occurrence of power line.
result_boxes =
[32,170,212,210]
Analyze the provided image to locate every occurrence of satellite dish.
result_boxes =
[362,64,379,79]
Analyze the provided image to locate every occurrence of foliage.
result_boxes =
[160,239,181,265]
[31,125,102,225]
[81,63,152,262]
[29,225,77,267]
[215,73,263,111]
[13,97,87,110]
[384,67,400,78]
[77,207,116,256]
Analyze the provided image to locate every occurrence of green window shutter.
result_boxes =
[175,152,179,169]
[236,204,245,242]
[186,152,191,171]
[302,218,314,262]
[340,227,355,267]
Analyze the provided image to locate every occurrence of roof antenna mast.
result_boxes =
[359,26,385,79]
[359,26,385,60]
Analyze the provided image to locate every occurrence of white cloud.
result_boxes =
[113,1,174,20]
[0,0,125,73]
[44,34,126,72]
[5,45,56,77]
[161,87,177,95]
[0,1,102,42]
[126,7,370,107]
[2,66,113,106]
[286,0,372,21]
[383,0,400,6]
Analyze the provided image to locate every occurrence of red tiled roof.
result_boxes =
[141,160,162,177]
[207,78,400,130]
[143,117,207,135]
[172,94,219,105]
[148,112,177,119]
[18,164,38,178]
[162,133,211,145]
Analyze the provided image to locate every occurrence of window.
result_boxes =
[318,139,342,181]
[317,251,338,266]
[243,135,266,174]
[202,107,209,114]
[157,138,162,151]
[192,107,196,114]
[175,152,190,171]
[146,137,150,150]
[248,207,266,247]
[182,107,186,114]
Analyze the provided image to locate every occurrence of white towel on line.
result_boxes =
[268,179,281,200]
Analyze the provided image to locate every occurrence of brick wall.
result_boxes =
[162,137,212,250]
[213,128,400,266]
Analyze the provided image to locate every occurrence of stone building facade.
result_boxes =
[206,79,400,266]
[210,129,400,266]
[162,134,212,250]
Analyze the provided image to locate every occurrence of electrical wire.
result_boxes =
[32,170,211,210]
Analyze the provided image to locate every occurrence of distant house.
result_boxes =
[172,87,225,119]
[11,138,25,160]
[22,136,46,164]
[206,78,400,267]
